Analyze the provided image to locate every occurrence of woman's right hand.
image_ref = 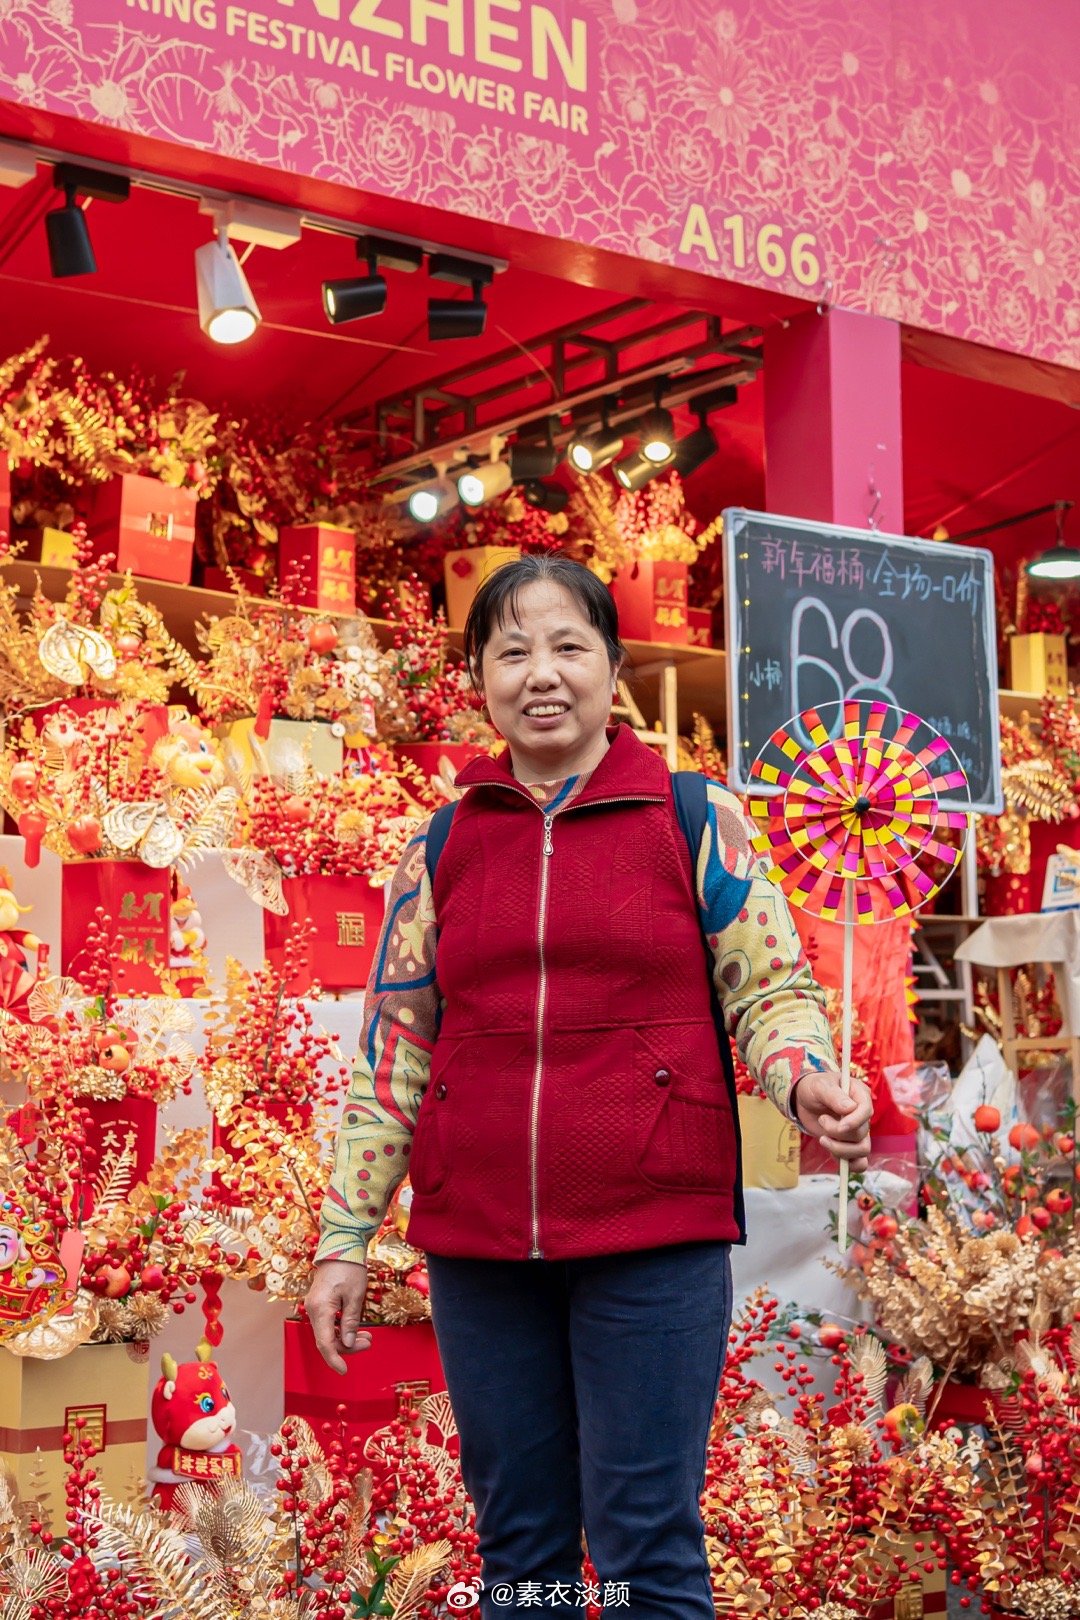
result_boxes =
[305,1259,372,1375]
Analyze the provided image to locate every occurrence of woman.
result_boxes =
[306,555,872,1619]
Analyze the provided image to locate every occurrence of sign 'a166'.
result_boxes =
[723,508,1003,815]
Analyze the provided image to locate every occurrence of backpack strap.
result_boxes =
[424,800,459,891]
[670,770,709,879]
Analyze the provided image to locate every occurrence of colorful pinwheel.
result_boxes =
[747,699,970,1247]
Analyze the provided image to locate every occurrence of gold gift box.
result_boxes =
[0,1342,150,1525]
[1008,632,1068,696]
[737,1093,800,1189]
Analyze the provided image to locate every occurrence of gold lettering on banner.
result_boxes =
[146,512,174,540]
[65,1404,107,1451]
[336,912,367,946]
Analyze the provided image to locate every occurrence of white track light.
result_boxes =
[195,228,261,345]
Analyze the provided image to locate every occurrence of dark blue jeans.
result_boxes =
[426,1239,732,1620]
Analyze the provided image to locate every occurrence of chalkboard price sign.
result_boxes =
[724,509,1003,813]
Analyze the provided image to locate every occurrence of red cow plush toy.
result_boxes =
[148,1338,242,1509]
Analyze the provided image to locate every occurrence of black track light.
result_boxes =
[323,247,387,325]
[672,424,719,479]
[523,480,569,514]
[46,186,96,278]
[428,280,488,340]
[427,252,496,342]
[634,404,675,465]
[45,162,129,279]
[671,385,736,479]
[567,398,622,474]
[613,450,668,493]
[510,418,560,482]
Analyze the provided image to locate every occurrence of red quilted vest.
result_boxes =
[404,724,741,1262]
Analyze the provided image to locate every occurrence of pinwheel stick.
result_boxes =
[837,880,856,1254]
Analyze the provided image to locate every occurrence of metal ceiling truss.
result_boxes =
[363,300,763,489]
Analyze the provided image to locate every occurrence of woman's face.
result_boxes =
[478,580,618,775]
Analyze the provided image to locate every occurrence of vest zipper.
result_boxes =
[477,781,667,1260]
[528,811,555,1259]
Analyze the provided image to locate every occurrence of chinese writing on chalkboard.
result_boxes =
[757,535,983,616]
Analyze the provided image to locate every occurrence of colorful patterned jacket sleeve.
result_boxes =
[314,822,440,1266]
[695,778,837,1122]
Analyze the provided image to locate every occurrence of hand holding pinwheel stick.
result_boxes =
[747,700,970,1250]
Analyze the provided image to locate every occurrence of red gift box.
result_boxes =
[393,742,489,788]
[687,606,713,648]
[27,697,169,761]
[0,451,10,542]
[262,873,383,994]
[86,474,196,584]
[610,560,690,644]
[61,861,171,993]
[74,1096,158,1217]
[279,524,356,615]
[283,1316,446,1456]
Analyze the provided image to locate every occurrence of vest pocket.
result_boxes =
[408,1042,460,1198]
[633,1028,734,1191]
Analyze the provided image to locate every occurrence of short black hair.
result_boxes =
[462,554,626,690]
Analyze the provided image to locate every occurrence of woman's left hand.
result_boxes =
[793,1070,874,1171]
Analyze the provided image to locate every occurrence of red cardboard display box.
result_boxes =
[61,860,172,993]
[284,1316,446,1456]
[687,606,713,647]
[279,523,356,614]
[610,561,689,644]
[263,872,384,994]
[86,473,196,584]
[75,1096,158,1216]
[28,697,169,762]
[393,742,489,789]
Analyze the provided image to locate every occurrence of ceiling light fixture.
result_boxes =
[567,398,623,474]
[672,385,737,479]
[45,161,129,278]
[613,450,668,493]
[458,460,512,508]
[510,418,561,482]
[427,252,496,342]
[634,399,676,466]
[195,226,262,345]
[1026,501,1080,580]
[323,244,386,326]
[522,480,569,514]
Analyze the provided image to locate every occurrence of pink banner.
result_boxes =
[1,0,1076,369]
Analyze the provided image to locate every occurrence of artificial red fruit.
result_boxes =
[307,622,338,654]
[1016,1214,1035,1238]
[67,814,103,854]
[283,795,312,824]
[1008,1121,1041,1152]
[1057,1135,1075,1155]
[1045,1188,1073,1215]
[97,1043,132,1073]
[870,1213,898,1240]
[405,1264,429,1296]
[138,1264,167,1292]
[97,1264,132,1298]
[1038,1247,1064,1266]
[882,1402,924,1442]
[1030,1205,1052,1231]
[973,1104,1000,1133]
[115,632,142,656]
[818,1322,846,1349]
